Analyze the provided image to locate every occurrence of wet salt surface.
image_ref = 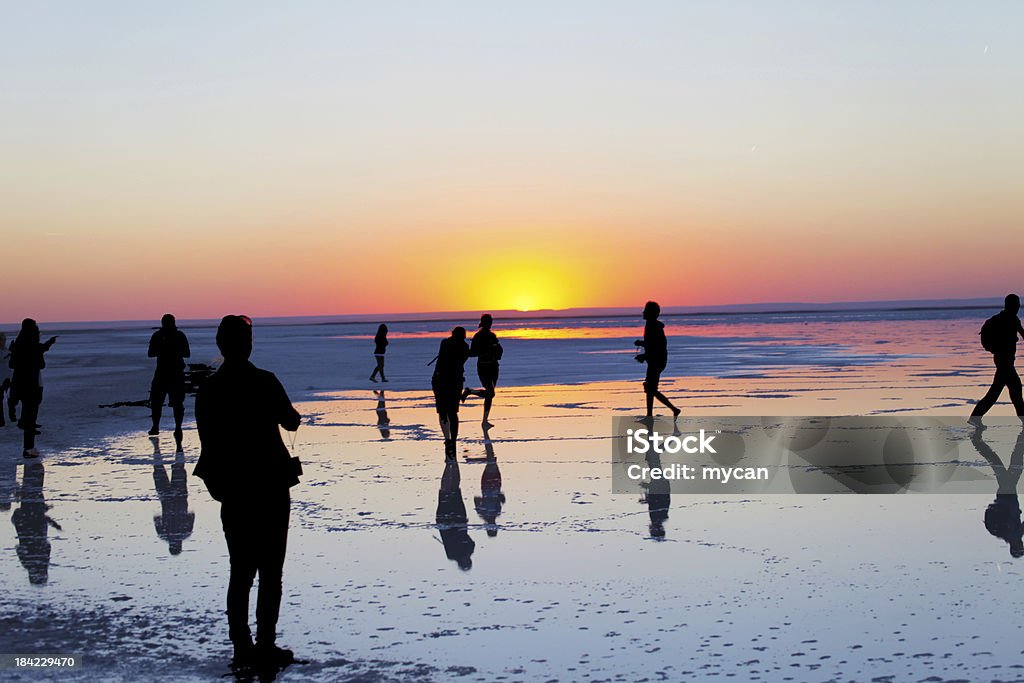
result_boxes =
[3,315,1024,681]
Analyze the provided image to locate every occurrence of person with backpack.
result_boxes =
[971,294,1024,426]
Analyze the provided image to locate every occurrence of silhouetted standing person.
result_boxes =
[194,315,302,673]
[12,461,60,584]
[9,319,57,458]
[436,459,474,570]
[971,294,1024,427]
[0,331,9,427]
[432,326,469,460]
[152,437,195,556]
[474,423,504,537]
[634,301,680,419]
[462,314,502,426]
[971,426,1024,557]
[369,324,389,383]
[148,314,191,449]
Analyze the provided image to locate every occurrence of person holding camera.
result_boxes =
[194,315,302,673]
[634,301,680,419]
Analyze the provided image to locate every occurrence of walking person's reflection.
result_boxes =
[971,427,1024,557]
[640,451,671,539]
[474,424,505,537]
[436,460,474,570]
[12,461,60,584]
[152,437,195,556]
[374,390,391,440]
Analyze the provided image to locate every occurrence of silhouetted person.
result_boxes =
[374,390,391,440]
[194,315,302,673]
[369,324,389,383]
[432,326,469,460]
[0,331,10,427]
[436,460,474,570]
[9,319,57,458]
[148,313,191,449]
[634,301,679,419]
[474,423,505,537]
[462,314,503,426]
[971,294,1024,427]
[152,437,195,556]
[971,426,1024,557]
[12,461,60,584]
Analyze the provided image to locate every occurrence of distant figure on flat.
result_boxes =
[432,326,469,460]
[148,314,191,450]
[369,323,389,383]
[194,315,302,674]
[9,319,57,458]
[462,314,503,427]
[971,294,1024,427]
[634,301,680,419]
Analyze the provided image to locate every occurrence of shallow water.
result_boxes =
[2,310,1023,681]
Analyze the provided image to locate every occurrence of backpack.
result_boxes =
[980,315,1000,353]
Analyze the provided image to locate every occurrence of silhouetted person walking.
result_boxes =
[369,324,389,383]
[634,301,680,419]
[152,437,195,556]
[971,294,1024,427]
[194,315,302,674]
[462,314,502,426]
[148,314,191,449]
[9,319,57,458]
[12,461,60,584]
[436,460,474,570]
[432,326,469,460]
[971,426,1024,557]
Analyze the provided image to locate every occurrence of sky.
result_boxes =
[1,2,1022,322]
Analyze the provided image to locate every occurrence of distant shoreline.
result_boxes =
[1,297,999,332]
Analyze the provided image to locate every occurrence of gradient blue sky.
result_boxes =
[2,2,1022,321]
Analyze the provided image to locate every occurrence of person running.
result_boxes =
[432,326,470,460]
[148,314,191,449]
[9,319,57,458]
[634,301,680,419]
[193,315,302,674]
[369,324,389,382]
[970,294,1024,427]
[462,314,502,426]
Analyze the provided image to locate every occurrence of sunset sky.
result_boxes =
[2,2,1022,322]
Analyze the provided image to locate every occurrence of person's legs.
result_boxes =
[1005,364,1024,417]
[255,493,290,650]
[973,360,1009,417]
[222,504,259,656]
[149,375,166,434]
[21,391,40,453]
[645,366,679,417]
[478,364,497,423]
[7,383,17,423]
[377,356,387,382]
[370,355,382,381]
[0,379,8,426]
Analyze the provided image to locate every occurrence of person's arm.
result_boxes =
[148,332,160,358]
[180,332,191,359]
[42,336,57,351]
[467,334,480,358]
[273,376,301,431]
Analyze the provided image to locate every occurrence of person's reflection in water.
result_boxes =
[640,451,671,539]
[0,455,16,512]
[474,424,505,537]
[971,426,1024,558]
[152,436,195,556]
[12,461,60,584]
[436,460,474,570]
[374,390,391,440]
